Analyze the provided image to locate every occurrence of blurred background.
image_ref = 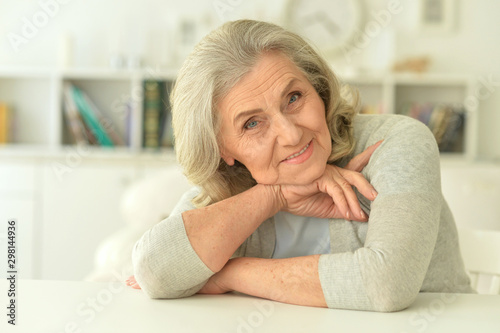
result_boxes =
[0,0,499,284]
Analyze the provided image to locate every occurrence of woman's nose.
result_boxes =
[271,113,302,147]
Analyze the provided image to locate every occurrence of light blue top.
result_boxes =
[272,212,330,259]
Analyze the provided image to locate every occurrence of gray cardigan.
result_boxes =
[132,114,474,312]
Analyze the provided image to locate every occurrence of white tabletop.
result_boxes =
[2,279,500,333]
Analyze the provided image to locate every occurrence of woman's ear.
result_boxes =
[221,154,235,166]
[220,146,235,166]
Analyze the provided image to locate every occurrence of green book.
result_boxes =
[143,80,162,148]
[71,85,114,147]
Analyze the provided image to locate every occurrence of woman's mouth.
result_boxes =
[282,140,313,164]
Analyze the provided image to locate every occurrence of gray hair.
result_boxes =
[171,19,359,207]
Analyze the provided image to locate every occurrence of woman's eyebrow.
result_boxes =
[233,78,300,127]
[280,78,299,99]
[233,109,261,127]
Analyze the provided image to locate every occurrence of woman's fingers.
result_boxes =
[322,167,367,221]
[125,275,135,286]
[345,140,383,172]
[332,140,383,215]
[340,168,378,201]
[322,178,351,219]
[125,275,141,289]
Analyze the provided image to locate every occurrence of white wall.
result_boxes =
[1,0,500,158]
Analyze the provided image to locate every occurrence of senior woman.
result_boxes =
[127,19,473,311]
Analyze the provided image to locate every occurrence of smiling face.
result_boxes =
[217,51,332,185]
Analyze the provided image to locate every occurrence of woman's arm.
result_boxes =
[129,255,327,307]
[199,256,327,307]
[182,184,282,272]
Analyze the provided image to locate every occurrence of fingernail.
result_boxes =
[346,211,350,220]
[372,190,378,199]
[360,210,365,219]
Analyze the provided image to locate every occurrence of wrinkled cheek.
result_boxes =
[242,157,278,185]
[238,135,279,184]
[243,155,279,185]
[250,168,280,185]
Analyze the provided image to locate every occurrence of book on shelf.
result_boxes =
[143,80,162,148]
[62,84,91,146]
[142,80,174,149]
[399,102,465,153]
[0,102,11,144]
[63,83,125,147]
[81,92,125,146]
[125,100,133,147]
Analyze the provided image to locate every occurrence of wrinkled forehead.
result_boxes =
[214,50,302,100]
[218,53,305,118]
[218,51,308,104]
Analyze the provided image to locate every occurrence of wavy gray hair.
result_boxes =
[171,19,359,207]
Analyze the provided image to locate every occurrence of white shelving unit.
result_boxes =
[0,67,178,155]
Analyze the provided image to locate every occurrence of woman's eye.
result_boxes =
[288,92,301,104]
[245,120,258,129]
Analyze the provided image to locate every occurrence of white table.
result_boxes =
[2,279,500,333]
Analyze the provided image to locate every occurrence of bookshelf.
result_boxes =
[343,73,478,160]
[0,67,178,156]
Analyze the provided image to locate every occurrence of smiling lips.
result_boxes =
[282,140,313,164]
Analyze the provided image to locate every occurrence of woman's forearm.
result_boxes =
[220,256,327,307]
[183,184,283,272]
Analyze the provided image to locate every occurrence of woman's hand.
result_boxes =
[125,275,142,289]
[277,140,382,221]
